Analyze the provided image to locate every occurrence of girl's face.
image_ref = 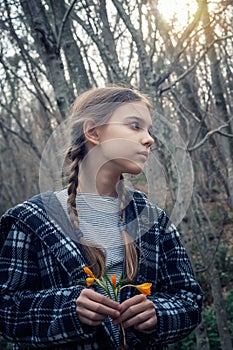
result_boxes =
[96,101,154,175]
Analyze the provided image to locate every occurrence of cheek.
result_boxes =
[100,139,136,160]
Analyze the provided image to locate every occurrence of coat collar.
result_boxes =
[0,190,157,280]
[0,192,86,279]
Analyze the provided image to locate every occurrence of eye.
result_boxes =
[129,121,140,129]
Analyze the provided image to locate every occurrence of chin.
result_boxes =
[126,166,143,175]
[114,159,144,175]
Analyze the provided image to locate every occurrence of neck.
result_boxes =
[78,161,121,198]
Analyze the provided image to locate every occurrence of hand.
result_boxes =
[76,288,121,326]
[113,294,157,331]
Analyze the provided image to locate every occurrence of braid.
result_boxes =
[67,153,79,230]
[119,177,138,282]
[122,230,138,281]
[67,144,106,278]
[79,238,106,278]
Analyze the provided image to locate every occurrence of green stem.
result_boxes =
[119,284,134,291]
[96,278,111,297]
[118,323,128,349]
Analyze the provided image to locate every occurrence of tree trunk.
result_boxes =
[49,0,91,94]
[208,265,233,350]
[201,0,233,208]
[195,319,211,350]
[20,0,72,118]
[99,0,121,83]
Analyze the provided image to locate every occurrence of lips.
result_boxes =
[137,151,149,158]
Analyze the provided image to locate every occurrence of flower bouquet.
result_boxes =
[83,266,152,350]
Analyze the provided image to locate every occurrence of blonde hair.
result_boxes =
[64,86,152,280]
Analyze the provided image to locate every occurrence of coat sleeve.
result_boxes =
[123,216,203,347]
[150,221,203,344]
[0,225,95,348]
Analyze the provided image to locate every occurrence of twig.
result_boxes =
[188,123,229,151]
[160,35,233,94]
[218,130,233,138]
[57,0,78,53]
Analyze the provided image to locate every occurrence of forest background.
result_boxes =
[0,0,233,349]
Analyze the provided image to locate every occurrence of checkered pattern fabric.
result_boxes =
[0,190,203,349]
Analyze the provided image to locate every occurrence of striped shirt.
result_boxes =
[56,189,124,279]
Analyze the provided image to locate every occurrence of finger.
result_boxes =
[120,294,146,314]
[76,297,120,319]
[78,313,105,326]
[114,305,147,327]
[82,289,121,311]
[76,299,110,326]
[76,290,121,319]
[123,306,157,329]
[134,314,157,331]
[76,300,106,320]
[113,298,156,329]
[118,296,149,322]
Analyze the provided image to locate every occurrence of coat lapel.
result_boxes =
[2,192,87,279]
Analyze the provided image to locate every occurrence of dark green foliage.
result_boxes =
[226,289,233,335]
[202,307,221,350]
[0,338,13,349]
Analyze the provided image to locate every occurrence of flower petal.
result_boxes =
[86,277,95,287]
[135,283,152,296]
[83,266,95,278]
[110,274,117,288]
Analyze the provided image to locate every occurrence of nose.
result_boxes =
[141,130,154,148]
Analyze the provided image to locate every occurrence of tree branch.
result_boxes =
[160,35,233,94]
[71,10,128,83]
[218,130,233,138]
[0,103,42,159]
[57,0,78,53]
[188,123,231,151]
[111,0,154,85]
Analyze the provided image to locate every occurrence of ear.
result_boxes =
[83,120,100,145]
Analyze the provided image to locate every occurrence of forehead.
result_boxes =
[109,101,152,123]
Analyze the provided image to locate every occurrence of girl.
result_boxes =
[0,86,202,349]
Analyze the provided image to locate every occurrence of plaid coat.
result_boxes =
[0,190,203,349]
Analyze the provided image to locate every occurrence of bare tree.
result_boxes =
[1,1,233,348]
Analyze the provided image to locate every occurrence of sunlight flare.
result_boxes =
[157,0,198,29]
